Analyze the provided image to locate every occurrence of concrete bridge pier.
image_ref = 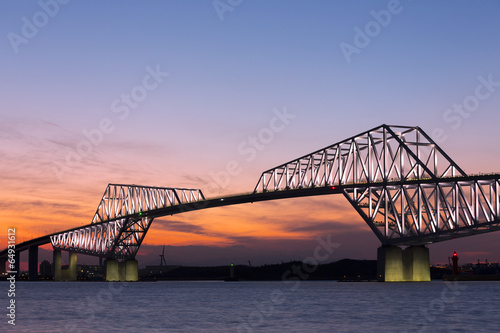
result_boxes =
[65,252,78,281]
[53,250,62,281]
[123,259,138,281]
[53,250,77,281]
[29,245,38,281]
[105,259,138,282]
[105,259,119,281]
[377,245,430,282]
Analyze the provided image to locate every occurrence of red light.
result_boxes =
[331,186,337,190]
[453,252,458,257]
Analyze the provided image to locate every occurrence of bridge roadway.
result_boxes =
[2,173,498,260]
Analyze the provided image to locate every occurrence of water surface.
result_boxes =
[2,280,499,332]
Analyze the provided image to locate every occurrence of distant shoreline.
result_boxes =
[4,258,499,282]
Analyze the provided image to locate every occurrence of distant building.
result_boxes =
[76,264,104,280]
[40,260,52,278]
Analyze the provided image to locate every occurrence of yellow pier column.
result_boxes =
[377,245,430,282]
[123,260,139,281]
[53,250,62,281]
[105,259,120,281]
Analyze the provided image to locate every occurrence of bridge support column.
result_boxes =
[377,246,404,282]
[105,259,120,282]
[122,260,138,281]
[53,250,62,281]
[29,245,38,281]
[54,251,77,281]
[377,245,430,282]
[119,261,126,280]
[66,252,77,281]
[403,246,430,282]
[106,259,138,281]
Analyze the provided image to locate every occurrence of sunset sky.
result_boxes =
[1,1,500,269]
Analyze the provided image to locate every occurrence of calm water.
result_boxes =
[1,280,500,332]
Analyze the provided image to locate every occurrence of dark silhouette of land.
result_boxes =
[139,259,463,282]
[6,258,489,281]
[140,259,379,281]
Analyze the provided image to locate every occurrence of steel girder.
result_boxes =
[50,217,155,259]
[51,184,205,259]
[51,218,126,257]
[92,184,205,224]
[343,176,500,245]
[254,125,466,192]
[253,124,500,245]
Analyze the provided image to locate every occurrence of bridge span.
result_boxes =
[2,125,499,282]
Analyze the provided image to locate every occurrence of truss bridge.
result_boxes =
[2,125,498,282]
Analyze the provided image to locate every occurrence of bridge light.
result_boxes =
[331,186,337,190]
[138,212,143,216]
